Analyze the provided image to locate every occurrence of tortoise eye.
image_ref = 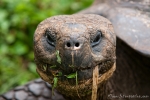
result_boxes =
[45,30,55,47]
[91,31,102,47]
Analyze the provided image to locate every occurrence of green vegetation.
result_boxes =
[52,77,58,95]
[65,72,76,79]
[50,65,57,68]
[52,71,78,95]
[56,50,61,64]
[52,71,62,95]
[65,71,78,85]
[0,0,93,94]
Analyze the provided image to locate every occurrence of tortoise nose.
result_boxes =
[65,39,82,50]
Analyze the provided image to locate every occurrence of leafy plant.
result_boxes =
[52,71,62,95]
[50,65,57,68]
[52,77,58,95]
[0,0,92,94]
[65,71,78,85]
[56,50,61,64]
[65,72,76,78]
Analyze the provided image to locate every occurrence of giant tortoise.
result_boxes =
[0,0,150,100]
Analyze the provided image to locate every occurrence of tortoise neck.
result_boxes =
[96,81,109,100]
[86,81,109,100]
[109,38,150,96]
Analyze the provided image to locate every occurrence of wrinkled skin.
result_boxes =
[1,0,150,100]
[1,38,150,100]
[34,14,116,99]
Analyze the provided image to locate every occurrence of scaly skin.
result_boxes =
[34,14,116,100]
[1,38,150,100]
[1,0,150,100]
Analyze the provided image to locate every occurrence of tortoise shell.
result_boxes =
[80,0,150,56]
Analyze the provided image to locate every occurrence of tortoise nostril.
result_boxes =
[65,41,81,49]
[75,42,80,47]
[66,42,71,47]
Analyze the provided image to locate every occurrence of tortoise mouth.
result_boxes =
[36,60,115,97]
[37,59,114,82]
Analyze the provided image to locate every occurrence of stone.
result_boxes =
[52,90,65,100]
[3,91,14,99]
[26,96,37,100]
[42,87,51,98]
[38,97,50,100]
[34,78,43,83]
[28,83,44,96]
[15,90,28,100]
[14,85,26,91]
[0,96,6,100]
[45,82,52,88]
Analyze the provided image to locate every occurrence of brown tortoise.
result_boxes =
[0,0,150,100]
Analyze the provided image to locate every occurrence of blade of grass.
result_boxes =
[52,77,58,95]
[56,50,61,64]
[76,71,78,86]
[65,72,76,78]
[50,65,56,68]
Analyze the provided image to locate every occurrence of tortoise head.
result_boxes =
[33,14,116,98]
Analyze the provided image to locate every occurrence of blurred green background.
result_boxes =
[0,0,93,94]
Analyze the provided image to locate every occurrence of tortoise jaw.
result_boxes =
[37,59,114,82]
[36,61,115,98]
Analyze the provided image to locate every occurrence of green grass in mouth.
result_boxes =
[56,50,61,64]
[52,50,78,95]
